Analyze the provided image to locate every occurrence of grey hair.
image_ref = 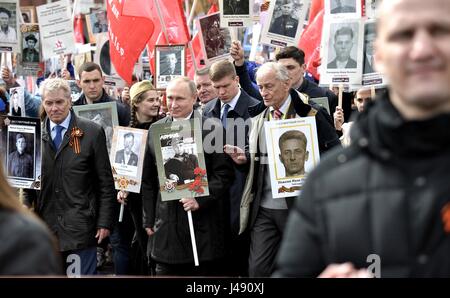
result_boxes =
[40,78,71,101]
[167,77,197,97]
[256,62,290,82]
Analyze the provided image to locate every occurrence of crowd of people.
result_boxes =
[0,0,449,278]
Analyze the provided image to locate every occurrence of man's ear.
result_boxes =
[305,150,309,162]
[76,79,81,88]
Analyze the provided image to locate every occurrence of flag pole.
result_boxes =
[154,0,170,44]
[187,210,199,266]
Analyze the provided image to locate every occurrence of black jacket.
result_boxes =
[74,90,131,126]
[25,112,115,251]
[0,209,62,275]
[141,111,235,264]
[275,94,450,277]
[203,90,259,235]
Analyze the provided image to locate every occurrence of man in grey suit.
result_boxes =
[327,26,357,69]
[115,132,138,166]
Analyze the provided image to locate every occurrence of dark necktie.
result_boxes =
[53,125,64,149]
[221,104,230,128]
[273,109,282,120]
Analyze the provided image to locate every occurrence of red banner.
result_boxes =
[299,7,324,81]
[107,0,155,84]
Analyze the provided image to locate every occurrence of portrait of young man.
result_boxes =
[8,133,34,179]
[327,25,357,69]
[278,130,309,178]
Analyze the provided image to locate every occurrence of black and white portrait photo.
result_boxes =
[222,0,250,15]
[162,136,199,186]
[110,127,148,193]
[22,33,40,63]
[159,50,182,76]
[155,45,185,89]
[73,102,119,154]
[115,132,139,166]
[363,21,376,74]
[327,24,358,69]
[268,0,300,38]
[0,3,17,44]
[199,12,231,61]
[9,87,25,117]
[365,0,380,18]
[1,116,41,189]
[7,131,34,179]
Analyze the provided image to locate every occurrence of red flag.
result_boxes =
[308,0,324,23]
[107,0,155,84]
[73,15,85,44]
[299,8,324,81]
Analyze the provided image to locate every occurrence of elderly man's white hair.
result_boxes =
[40,77,71,100]
[256,62,290,82]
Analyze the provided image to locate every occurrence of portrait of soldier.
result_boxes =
[268,0,299,38]
[8,133,33,179]
[164,137,199,185]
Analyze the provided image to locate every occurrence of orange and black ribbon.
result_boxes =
[69,127,83,154]
[278,186,302,193]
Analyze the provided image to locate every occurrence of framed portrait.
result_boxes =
[260,0,310,48]
[20,24,40,63]
[0,0,20,52]
[264,117,320,199]
[319,18,364,86]
[8,86,25,117]
[151,119,209,201]
[85,10,108,44]
[324,0,361,18]
[155,44,186,90]
[73,101,119,154]
[0,115,41,189]
[197,12,231,65]
[110,126,148,193]
[20,6,36,23]
[68,80,81,102]
[219,0,253,28]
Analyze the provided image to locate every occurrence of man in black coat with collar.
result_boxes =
[73,62,130,127]
[141,77,234,276]
[202,60,259,276]
[24,78,115,275]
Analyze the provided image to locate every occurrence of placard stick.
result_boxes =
[338,84,343,108]
[187,210,199,266]
[371,85,376,99]
[119,203,124,222]
[187,0,198,27]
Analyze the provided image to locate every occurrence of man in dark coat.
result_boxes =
[268,1,299,38]
[74,62,130,127]
[22,34,40,63]
[24,78,115,275]
[274,0,450,278]
[142,77,234,276]
[8,133,33,178]
[327,26,357,69]
[203,60,259,276]
[115,132,138,166]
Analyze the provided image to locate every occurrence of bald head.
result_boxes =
[374,0,450,120]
